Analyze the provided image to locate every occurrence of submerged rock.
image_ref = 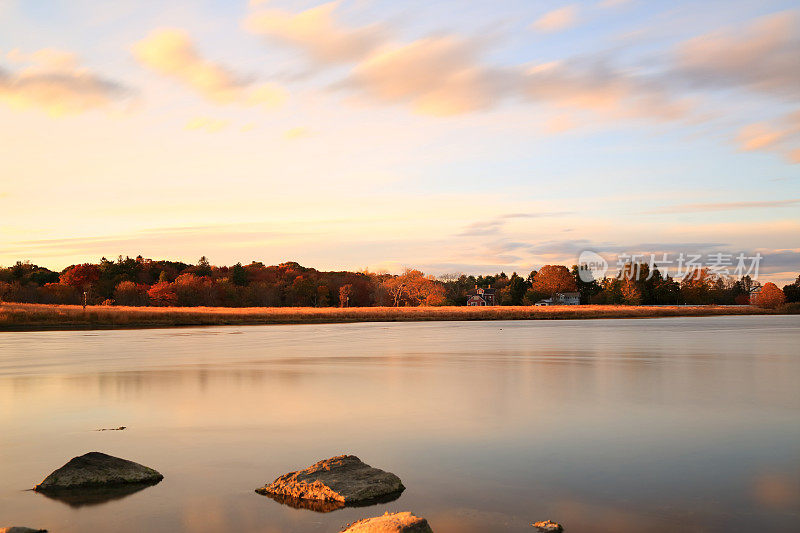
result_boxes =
[33,452,163,491]
[341,512,432,533]
[256,455,404,506]
[0,528,47,533]
[532,520,563,532]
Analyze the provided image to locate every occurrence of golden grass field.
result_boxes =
[0,302,776,331]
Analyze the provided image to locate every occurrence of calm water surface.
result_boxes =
[1,316,799,532]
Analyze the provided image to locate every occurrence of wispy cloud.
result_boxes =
[284,126,312,139]
[647,199,800,214]
[132,28,286,107]
[531,5,580,33]
[243,1,386,64]
[185,117,229,132]
[0,48,127,115]
[737,111,800,164]
[344,36,510,116]
[524,58,690,120]
[456,211,573,237]
[675,10,800,100]
[0,224,297,259]
[599,0,634,8]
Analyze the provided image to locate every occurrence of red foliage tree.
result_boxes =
[59,264,100,289]
[147,281,177,306]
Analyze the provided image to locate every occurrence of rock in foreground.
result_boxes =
[341,512,432,533]
[256,455,404,505]
[0,528,47,533]
[33,452,163,491]
[532,520,563,532]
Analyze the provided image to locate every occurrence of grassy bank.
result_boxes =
[0,302,779,331]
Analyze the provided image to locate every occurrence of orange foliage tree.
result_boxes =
[530,265,577,298]
[621,279,642,305]
[339,284,353,307]
[114,281,150,306]
[0,281,10,302]
[382,269,446,306]
[38,283,79,304]
[755,282,785,309]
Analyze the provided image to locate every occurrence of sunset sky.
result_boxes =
[1,0,798,283]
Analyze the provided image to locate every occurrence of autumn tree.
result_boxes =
[529,265,577,300]
[147,281,177,306]
[60,264,100,289]
[755,282,785,309]
[114,281,149,306]
[381,269,445,306]
[0,281,10,302]
[680,268,714,304]
[38,283,79,304]
[382,276,408,307]
[621,279,642,305]
[173,273,216,306]
[316,285,330,307]
[339,284,353,307]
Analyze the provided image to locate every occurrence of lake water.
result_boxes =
[1,316,799,532]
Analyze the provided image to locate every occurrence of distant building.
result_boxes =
[749,286,762,305]
[535,292,581,306]
[466,287,497,306]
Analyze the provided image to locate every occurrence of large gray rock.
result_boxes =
[0,528,47,533]
[341,512,432,533]
[33,452,163,491]
[256,455,404,506]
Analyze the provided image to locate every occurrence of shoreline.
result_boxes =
[0,302,781,332]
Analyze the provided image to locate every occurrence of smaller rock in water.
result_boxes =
[256,455,404,505]
[33,452,163,491]
[532,520,563,532]
[95,426,126,431]
[0,528,48,533]
[341,512,432,533]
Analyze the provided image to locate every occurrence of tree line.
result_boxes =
[0,256,797,308]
